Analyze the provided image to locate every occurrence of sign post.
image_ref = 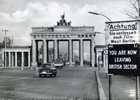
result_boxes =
[108,74,112,100]
[106,20,140,75]
[108,44,139,75]
[136,76,140,100]
[106,20,140,100]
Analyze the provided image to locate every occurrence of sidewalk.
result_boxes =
[98,72,138,100]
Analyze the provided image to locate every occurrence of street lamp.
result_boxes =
[88,11,111,21]
[88,11,111,69]
[88,11,112,100]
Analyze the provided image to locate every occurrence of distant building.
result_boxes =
[0,14,106,69]
[0,46,31,69]
[95,45,107,72]
[31,14,96,67]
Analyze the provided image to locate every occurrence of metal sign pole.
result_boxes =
[109,74,112,100]
[137,1,140,99]
[136,76,139,100]
[137,0,140,99]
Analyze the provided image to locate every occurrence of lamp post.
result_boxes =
[88,11,112,100]
[88,11,111,21]
[88,11,111,72]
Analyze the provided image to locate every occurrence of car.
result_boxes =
[53,59,65,69]
[38,63,57,77]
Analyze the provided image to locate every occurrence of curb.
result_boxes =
[0,68,36,72]
[95,71,107,100]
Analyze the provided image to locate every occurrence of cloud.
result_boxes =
[0,1,72,45]
[0,1,98,25]
[0,12,11,21]
[78,4,97,15]
[0,0,130,45]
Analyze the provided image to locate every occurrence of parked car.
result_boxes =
[38,63,57,77]
[53,59,65,69]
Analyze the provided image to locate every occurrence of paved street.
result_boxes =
[0,66,98,100]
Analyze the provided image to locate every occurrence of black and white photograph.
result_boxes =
[0,0,140,100]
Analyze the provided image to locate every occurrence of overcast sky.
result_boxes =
[0,0,133,45]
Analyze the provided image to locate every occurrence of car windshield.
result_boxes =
[42,64,52,68]
[55,59,63,63]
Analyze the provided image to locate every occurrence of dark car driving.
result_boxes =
[53,58,65,69]
[38,63,57,77]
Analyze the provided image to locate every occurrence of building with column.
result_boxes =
[31,14,96,67]
[94,45,107,71]
[0,46,31,69]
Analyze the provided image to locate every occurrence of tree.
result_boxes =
[125,0,140,19]
[2,37,13,47]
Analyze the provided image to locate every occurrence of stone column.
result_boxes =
[80,39,83,66]
[54,40,58,60]
[15,52,17,67]
[13,52,15,67]
[11,52,13,67]
[105,48,108,73]
[91,39,95,67]
[103,51,106,70]
[9,52,11,67]
[4,51,6,68]
[21,52,24,70]
[32,39,37,66]
[69,40,72,66]
[5,52,7,68]
[5,51,8,68]
[28,51,31,67]
[43,39,47,63]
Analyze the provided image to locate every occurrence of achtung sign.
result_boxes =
[106,20,140,75]
[106,20,140,44]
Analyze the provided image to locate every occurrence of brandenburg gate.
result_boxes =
[31,15,96,67]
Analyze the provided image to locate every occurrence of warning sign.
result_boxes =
[106,20,140,45]
[108,44,140,75]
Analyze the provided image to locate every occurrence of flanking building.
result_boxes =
[94,45,107,72]
[0,46,31,69]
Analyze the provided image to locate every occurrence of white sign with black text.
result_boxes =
[106,20,140,44]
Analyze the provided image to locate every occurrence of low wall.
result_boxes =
[95,71,107,100]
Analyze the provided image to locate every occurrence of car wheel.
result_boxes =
[53,74,56,77]
[50,74,53,77]
[45,75,48,78]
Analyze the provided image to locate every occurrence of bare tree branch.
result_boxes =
[131,1,139,15]
[125,0,139,19]
[125,12,138,19]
